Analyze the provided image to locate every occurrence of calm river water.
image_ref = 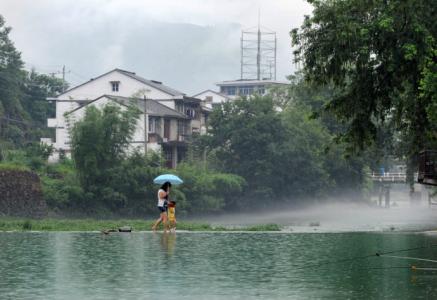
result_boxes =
[1,231,437,299]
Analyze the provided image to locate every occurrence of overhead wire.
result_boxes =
[293,243,437,271]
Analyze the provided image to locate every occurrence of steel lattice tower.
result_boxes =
[240,22,277,80]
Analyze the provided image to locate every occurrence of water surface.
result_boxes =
[1,231,437,299]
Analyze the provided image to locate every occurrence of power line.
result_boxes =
[294,243,437,271]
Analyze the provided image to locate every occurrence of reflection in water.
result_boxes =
[160,232,176,256]
[1,232,437,299]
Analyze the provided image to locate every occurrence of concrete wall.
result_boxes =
[0,169,47,217]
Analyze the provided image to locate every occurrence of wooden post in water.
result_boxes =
[384,186,390,208]
[378,184,383,207]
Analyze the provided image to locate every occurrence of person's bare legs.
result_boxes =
[151,217,161,231]
[162,213,168,233]
[152,212,165,231]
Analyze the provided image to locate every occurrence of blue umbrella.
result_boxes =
[153,174,183,185]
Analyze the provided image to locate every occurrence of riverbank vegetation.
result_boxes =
[0,218,281,232]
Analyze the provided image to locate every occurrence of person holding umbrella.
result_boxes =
[152,181,171,231]
[151,174,183,231]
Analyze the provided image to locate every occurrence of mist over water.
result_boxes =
[204,200,437,233]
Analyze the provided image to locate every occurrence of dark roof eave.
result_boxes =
[149,113,189,119]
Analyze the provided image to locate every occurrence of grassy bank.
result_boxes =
[0,218,281,232]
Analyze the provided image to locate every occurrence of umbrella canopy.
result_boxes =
[153,174,183,185]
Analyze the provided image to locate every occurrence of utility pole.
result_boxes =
[62,65,66,92]
[256,9,261,80]
[48,66,69,91]
[144,95,148,155]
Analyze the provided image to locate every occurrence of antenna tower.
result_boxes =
[240,13,277,80]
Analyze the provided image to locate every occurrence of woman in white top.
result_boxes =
[152,181,171,231]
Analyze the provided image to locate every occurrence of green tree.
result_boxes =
[0,14,26,146]
[208,95,286,201]
[175,163,246,212]
[69,102,141,210]
[291,0,437,178]
[206,94,361,205]
[21,69,65,140]
[0,15,65,147]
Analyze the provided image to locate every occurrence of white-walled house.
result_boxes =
[43,68,207,167]
[192,89,230,109]
[193,80,289,108]
[216,79,289,99]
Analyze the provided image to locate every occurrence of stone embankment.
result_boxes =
[0,169,47,217]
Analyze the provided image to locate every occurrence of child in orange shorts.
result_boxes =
[167,200,177,232]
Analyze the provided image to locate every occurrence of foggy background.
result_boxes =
[0,0,312,94]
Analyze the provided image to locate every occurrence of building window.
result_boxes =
[220,86,236,96]
[111,81,119,92]
[186,109,196,118]
[226,87,236,95]
[163,147,173,168]
[176,103,184,113]
[239,87,251,95]
[148,117,156,133]
[177,148,187,163]
[177,120,187,136]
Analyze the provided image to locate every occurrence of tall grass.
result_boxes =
[0,218,282,232]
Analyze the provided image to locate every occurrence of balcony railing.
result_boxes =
[369,172,407,183]
[148,133,190,144]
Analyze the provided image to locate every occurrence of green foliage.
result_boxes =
[0,162,29,171]
[208,95,285,200]
[69,103,141,210]
[207,93,369,204]
[0,15,80,212]
[279,103,332,199]
[291,0,437,171]
[107,152,163,215]
[0,15,24,123]
[245,224,281,231]
[0,15,64,147]
[0,218,282,232]
[41,160,83,210]
[174,163,246,212]
[0,142,53,172]
[21,220,32,230]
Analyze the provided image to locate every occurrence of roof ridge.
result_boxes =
[193,89,230,99]
[54,68,185,98]
[120,72,185,97]
[105,95,187,118]
[114,68,136,75]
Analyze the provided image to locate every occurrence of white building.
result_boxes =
[192,89,230,109]
[192,79,289,106]
[216,79,288,99]
[43,68,208,168]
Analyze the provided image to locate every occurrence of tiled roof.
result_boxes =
[106,95,187,119]
[55,68,185,98]
[116,69,185,97]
